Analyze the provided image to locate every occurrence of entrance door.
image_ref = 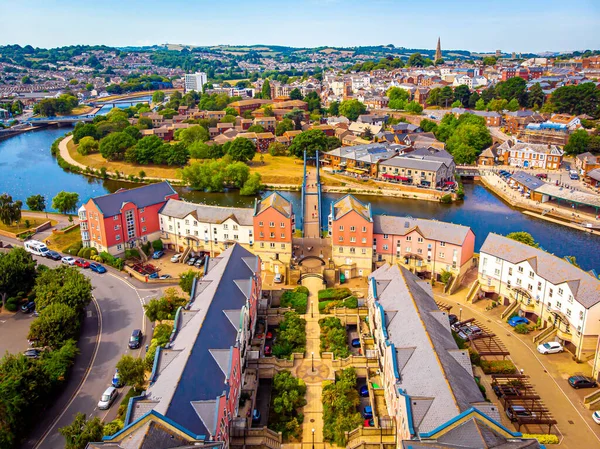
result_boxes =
[345,270,351,279]
[274,265,280,274]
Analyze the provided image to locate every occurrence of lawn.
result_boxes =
[0,216,57,234]
[46,227,82,252]
[70,105,94,115]
[249,154,304,185]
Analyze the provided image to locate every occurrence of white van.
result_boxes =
[24,240,50,256]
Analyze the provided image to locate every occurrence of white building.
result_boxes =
[478,233,600,360]
[184,72,208,93]
[452,75,488,89]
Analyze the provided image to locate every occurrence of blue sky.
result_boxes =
[1,0,599,52]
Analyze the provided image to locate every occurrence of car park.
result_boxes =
[187,257,197,266]
[359,385,369,397]
[508,316,529,327]
[45,250,62,261]
[21,301,35,313]
[362,406,373,419]
[74,258,90,268]
[593,411,600,425]
[274,273,283,283]
[98,386,118,410]
[89,262,107,273]
[128,329,143,349]
[351,338,361,348]
[152,250,165,259]
[537,341,564,354]
[506,405,535,422]
[61,256,75,265]
[170,253,182,263]
[194,258,204,268]
[568,375,597,389]
[23,349,40,359]
[456,323,483,340]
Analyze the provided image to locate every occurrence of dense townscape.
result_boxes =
[1,17,600,449]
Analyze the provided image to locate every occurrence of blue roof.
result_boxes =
[91,181,177,217]
[164,244,256,436]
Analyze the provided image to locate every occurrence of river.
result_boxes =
[0,125,599,271]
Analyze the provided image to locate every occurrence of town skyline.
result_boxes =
[1,0,599,52]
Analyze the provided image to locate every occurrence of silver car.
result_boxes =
[98,386,118,410]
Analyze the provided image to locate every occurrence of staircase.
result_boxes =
[180,246,191,264]
[584,389,600,410]
[500,300,519,319]
[136,241,148,262]
[465,280,480,303]
[532,326,557,344]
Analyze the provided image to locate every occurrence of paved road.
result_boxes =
[0,247,161,449]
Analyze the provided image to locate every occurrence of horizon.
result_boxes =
[1,0,599,53]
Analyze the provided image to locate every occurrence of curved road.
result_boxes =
[15,254,164,449]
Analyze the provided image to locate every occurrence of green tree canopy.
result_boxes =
[73,123,99,144]
[34,266,93,313]
[328,100,340,116]
[77,136,99,155]
[26,194,46,213]
[227,137,256,162]
[507,231,538,247]
[59,413,104,449]
[152,90,165,103]
[261,79,271,99]
[28,303,81,350]
[339,99,366,121]
[52,191,79,216]
[275,118,295,136]
[175,125,209,145]
[99,132,136,160]
[289,88,303,100]
[527,83,545,108]
[496,77,527,105]
[0,193,22,227]
[240,173,262,196]
[551,83,600,117]
[115,355,146,389]
[564,129,590,155]
[0,247,36,308]
[288,129,328,158]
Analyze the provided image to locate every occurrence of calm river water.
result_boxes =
[1,127,599,271]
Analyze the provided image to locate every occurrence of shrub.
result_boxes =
[322,368,363,446]
[440,270,452,285]
[124,249,140,260]
[480,360,517,374]
[5,301,18,312]
[522,434,559,445]
[320,317,350,358]
[99,251,124,270]
[272,312,306,359]
[469,348,481,366]
[103,419,124,437]
[318,287,352,302]
[65,241,83,256]
[280,290,308,313]
[452,330,466,349]
[440,194,453,204]
[152,240,163,251]
[514,323,530,334]
[294,286,309,295]
[475,376,487,400]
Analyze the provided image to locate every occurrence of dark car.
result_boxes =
[23,349,41,359]
[568,375,597,389]
[359,385,369,397]
[535,173,548,179]
[252,409,261,424]
[128,329,143,349]
[89,262,107,273]
[362,406,373,419]
[21,301,35,313]
[492,385,521,398]
[46,250,62,261]
[74,258,90,268]
[351,338,361,348]
[448,314,458,326]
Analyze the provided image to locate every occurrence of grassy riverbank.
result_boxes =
[0,216,57,234]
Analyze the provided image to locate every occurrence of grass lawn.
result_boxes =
[70,105,94,115]
[249,154,304,185]
[0,216,57,234]
[46,227,81,252]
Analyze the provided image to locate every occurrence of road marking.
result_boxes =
[449,298,600,444]
[33,294,102,449]
[106,272,147,334]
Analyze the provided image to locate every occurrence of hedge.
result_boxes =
[280,287,308,313]
[318,287,352,302]
[318,296,358,313]
[522,434,559,444]
[99,251,125,270]
[481,360,517,374]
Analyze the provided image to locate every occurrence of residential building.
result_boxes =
[99,245,261,448]
[78,182,179,256]
[328,195,374,279]
[497,140,564,169]
[372,215,475,281]
[323,143,399,176]
[478,233,600,359]
[252,192,294,273]
[365,264,538,447]
[184,72,208,93]
[228,99,272,115]
[378,153,455,188]
[575,152,600,175]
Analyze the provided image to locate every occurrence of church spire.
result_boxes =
[435,37,442,62]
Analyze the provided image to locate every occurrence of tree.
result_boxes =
[77,136,99,155]
[468,91,480,109]
[179,270,198,294]
[289,88,303,100]
[551,83,600,116]
[247,124,265,133]
[261,79,271,99]
[454,85,471,107]
[137,117,153,129]
[240,173,263,196]
[268,141,288,156]
[564,129,590,155]
[387,87,409,102]
[116,355,146,389]
[328,100,340,116]
[528,83,545,108]
[288,129,328,158]
[407,52,427,67]
[507,98,520,112]
[59,413,104,449]
[447,123,492,153]
[152,90,165,103]
[275,118,294,136]
[496,77,527,105]
[474,98,486,111]
[284,109,305,130]
[451,100,463,108]
[482,56,497,66]
[388,98,407,110]
[405,101,424,114]
[26,194,46,214]
[99,132,135,160]
[73,123,99,143]
[487,98,508,112]
[0,247,36,308]
[123,125,142,141]
[52,191,79,216]
[304,91,321,112]
[126,135,163,164]
[227,138,256,162]
[34,266,93,313]
[419,119,438,133]
[28,303,81,349]
[175,125,209,145]
[450,143,479,165]
[0,194,22,227]
[339,99,366,121]
[507,231,538,248]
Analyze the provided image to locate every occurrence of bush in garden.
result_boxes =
[514,323,530,334]
[318,287,352,301]
[480,360,517,374]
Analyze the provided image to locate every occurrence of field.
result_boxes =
[0,216,57,234]
[46,227,81,252]
[70,105,95,115]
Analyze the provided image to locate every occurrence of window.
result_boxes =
[538,282,542,291]
[568,295,573,304]
[529,271,534,279]
[186,229,190,235]
[516,278,522,285]
[139,208,145,213]
[259,232,264,238]
[195,231,199,236]
[566,309,572,317]
[281,233,285,238]
[125,209,136,240]
[406,246,411,252]
[279,222,285,228]
[527,284,533,291]
[406,236,412,241]
[259,221,263,226]
[114,225,119,231]
[223,224,228,230]
[558,288,564,296]
[496,257,502,264]
[362,238,367,243]
[270,233,275,238]
[383,244,388,250]
[518,266,524,273]
[440,242,445,247]
[185,219,189,225]
[281,243,285,249]
[269,222,275,227]
[362,226,367,232]
[549,288,553,298]
[113,216,118,221]
[350,226,355,232]
[508,267,513,275]
[270,243,275,249]
[117,244,122,250]
[350,247,356,254]
[417,248,422,254]
[482,257,487,266]
[439,252,445,258]
[383,234,389,239]
[556,301,562,309]
[339,247,343,253]
[194,221,198,226]
[350,237,356,243]
[234,235,239,240]
[260,242,264,248]
[339,225,344,231]
[116,234,121,241]
[494,268,500,276]
[169,225,173,231]
[362,248,367,254]
[224,234,228,239]
[417,237,423,243]
[142,226,146,232]
[580,311,584,320]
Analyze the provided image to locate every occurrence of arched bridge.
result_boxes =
[298,255,326,266]
[298,273,326,284]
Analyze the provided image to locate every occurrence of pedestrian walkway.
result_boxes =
[303,169,320,239]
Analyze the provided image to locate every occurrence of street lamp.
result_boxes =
[312,428,315,449]
[459,307,463,322]
[311,352,315,372]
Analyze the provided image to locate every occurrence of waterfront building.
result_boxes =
[497,140,564,170]
[78,182,179,256]
[364,264,541,448]
[184,72,208,93]
[323,143,399,176]
[96,245,262,448]
[377,153,455,188]
[477,233,600,360]
[575,152,600,176]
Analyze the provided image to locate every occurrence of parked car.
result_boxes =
[112,369,123,388]
[535,173,548,179]
[359,385,369,397]
[194,258,204,268]
[89,262,107,273]
[45,250,62,261]
[152,250,165,259]
[570,173,580,180]
[568,375,597,389]
[98,386,118,410]
[128,329,143,349]
[274,273,283,283]
[457,324,483,340]
[74,258,90,268]
[187,257,197,266]
[492,385,521,398]
[506,405,535,422]
[159,274,172,280]
[508,316,529,327]
[264,345,272,356]
[21,301,35,313]
[23,349,41,359]
[252,409,261,424]
[537,341,564,354]
[364,418,374,427]
[61,256,75,265]
[362,406,373,419]
[593,411,600,425]
[170,253,182,263]
[149,272,159,279]
[448,314,458,326]
[351,338,361,348]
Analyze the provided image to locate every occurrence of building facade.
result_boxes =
[184,72,208,93]
[498,141,564,169]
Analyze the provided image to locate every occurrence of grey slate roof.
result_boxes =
[326,143,398,164]
[510,171,544,190]
[91,181,177,217]
[160,199,254,225]
[380,155,445,172]
[480,233,600,308]
[373,215,471,245]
